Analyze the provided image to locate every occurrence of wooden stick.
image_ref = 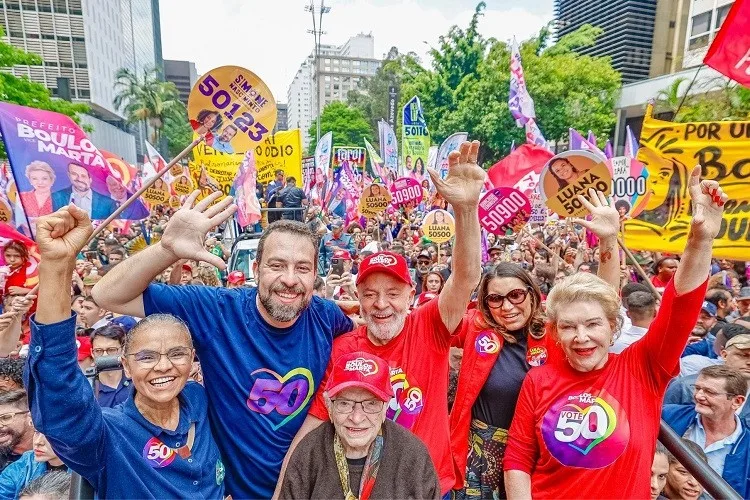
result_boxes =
[23,136,205,299]
[617,236,662,298]
[522,226,555,255]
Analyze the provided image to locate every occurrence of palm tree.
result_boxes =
[655,77,689,119]
[113,66,184,146]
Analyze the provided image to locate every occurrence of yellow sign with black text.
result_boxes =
[624,104,750,259]
[253,129,303,185]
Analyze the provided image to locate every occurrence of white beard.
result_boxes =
[363,309,407,343]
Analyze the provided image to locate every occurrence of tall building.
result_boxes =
[164,59,198,105]
[274,103,288,133]
[0,0,163,163]
[682,0,734,68]
[287,33,381,149]
[554,0,659,83]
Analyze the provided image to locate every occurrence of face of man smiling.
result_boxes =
[357,272,414,345]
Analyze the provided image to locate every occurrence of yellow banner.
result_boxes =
[253,129,302,185]
[623,104,750,259]
[190,141,242,201]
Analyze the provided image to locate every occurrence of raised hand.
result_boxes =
[160,191,237,270]
[571,189,620,240]
[11,294,36,316]
[36,205,93,262]
[427,140,485,209]
[688,165,727,241]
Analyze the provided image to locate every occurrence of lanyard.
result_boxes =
[333,430,384,500]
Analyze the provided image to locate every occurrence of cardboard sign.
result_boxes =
[170,163,185,177]
[143,180,170,205]
[422,209,455,243]
[389,177,423,209]
[358,183,392,218]
[172,175,193,196]
[606,156,651,219]
[479,187,531,235]
[540,150,612,218]
[188,65,276,153]
[169,195,182,209]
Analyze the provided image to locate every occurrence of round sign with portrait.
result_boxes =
[143,177,170,205]
[389,177,423,209]
[358,183,392,218]
[172,175,194,196]
[421,209,455,243]
[0,199,11,224]
[170,163,185,177]
[169,196,182,210]
[539,150,612,218]
[606,156,651,219]
[479,187,532,235]
[188,65,277,153]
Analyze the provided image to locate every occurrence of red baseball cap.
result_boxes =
[228,271,246,284]
[356,251,412,287]
[76,336,92,361]
[325,351,394,402]
[332,249,352,261]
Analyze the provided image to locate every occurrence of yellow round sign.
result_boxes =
[172,175,193,196]
[358,184,392,218]
[540,150,613,218]
[169,195,182,209]
[421,209,455,243]
[188,65,277,154]
[170,163,185,177]
[143,178,170,205]
[0,199,11,224]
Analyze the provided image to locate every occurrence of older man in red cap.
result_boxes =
[279,351,439,499]
[227,271,246,288]
[278,140,485,495]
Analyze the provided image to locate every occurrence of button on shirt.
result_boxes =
[685,414,744,475]
[24,314,225,499]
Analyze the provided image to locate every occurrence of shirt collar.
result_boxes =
[695,413,744,447]
[122,384,197,437]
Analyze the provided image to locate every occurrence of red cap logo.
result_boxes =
[344,357,379,376]
[369,254,397,267]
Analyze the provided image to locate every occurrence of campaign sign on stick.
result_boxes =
[389,177,423,209]
[479,187,531,235]
[606,156,651,219]
[188,66,277,153]
[540,150,612,218]
[422,209,455,243]
[172,175,193,196]
[358,183,392,218]
[143,178,170,205]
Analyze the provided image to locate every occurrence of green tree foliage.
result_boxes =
[0,27,88,121]
[308,101,374,155]
[655,76,750,122]
[162,106,194,160]
[113,67,184,149]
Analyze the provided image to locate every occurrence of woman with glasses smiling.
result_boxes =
[449,189,621,499]
[24,205,226,499]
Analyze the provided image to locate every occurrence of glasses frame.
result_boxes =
[689,384,736,400]
[0,410,28,426]
[124,347,194,368]
[92,347,122,357]
[331,398,385,415]
[485,287,531,309]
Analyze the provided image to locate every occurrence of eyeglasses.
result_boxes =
[485,288,530,309]
[332,399,385,414]
[0,411,28,426]
[92,347,121,357]
[124,347,193,368]
[689,384,736,399]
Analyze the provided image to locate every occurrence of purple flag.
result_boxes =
[509,38,536,127]
[624,125,639,159]
[603,140,614,159]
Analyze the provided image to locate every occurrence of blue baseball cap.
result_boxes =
[701,301,717,317]
[110,316,138,333]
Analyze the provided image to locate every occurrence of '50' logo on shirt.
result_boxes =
[247,368,315,430]
[142,437,176,468]
[475,331,500,356]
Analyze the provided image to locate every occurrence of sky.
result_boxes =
[159,0,554,102]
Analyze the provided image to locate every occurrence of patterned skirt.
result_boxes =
[453,419,509,500]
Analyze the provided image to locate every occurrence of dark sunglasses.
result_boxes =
[485,288,531,309]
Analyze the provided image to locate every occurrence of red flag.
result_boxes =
[704,0,750,87]
[486,144,554,198]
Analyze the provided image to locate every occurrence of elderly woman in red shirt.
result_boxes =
[503,167,728,498]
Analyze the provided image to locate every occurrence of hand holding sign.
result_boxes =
[427,140,484,209]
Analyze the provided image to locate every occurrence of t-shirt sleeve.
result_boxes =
[142,283,224,346]
[414,296,461,351]
[503,373,539,473]
[307,349,336,421]
[325,298,354,338]
[629,279,708,392]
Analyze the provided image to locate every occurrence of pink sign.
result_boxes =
[389,177,423,209]
[478,187,531,235]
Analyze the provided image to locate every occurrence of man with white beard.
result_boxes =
[277,141,485,496]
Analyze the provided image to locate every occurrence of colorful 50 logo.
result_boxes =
[142,437,176,468]
[246,368,315,430]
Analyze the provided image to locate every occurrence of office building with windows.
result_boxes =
[0,0,163,163]
[274,103,288,133]
[287,33,381,149]
[164,59,198,105]
[682,0,734,68]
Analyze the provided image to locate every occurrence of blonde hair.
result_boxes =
[25,161,56,184]
[547,273,623,335]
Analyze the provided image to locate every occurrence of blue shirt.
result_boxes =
[143,284,354,498]
[24,314,225,499]
[211,139,234,154]
[97,375,131,408]
[685,413,744,476]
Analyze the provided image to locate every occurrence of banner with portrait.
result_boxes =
[0,103,148,236]
[401,96,431,182]
[624,104,750,259]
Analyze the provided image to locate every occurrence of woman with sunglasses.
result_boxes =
[450,190,621,499]
[24,206,226,498]
[504,168,727,498]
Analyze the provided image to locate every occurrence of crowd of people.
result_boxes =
[0,140,745,499]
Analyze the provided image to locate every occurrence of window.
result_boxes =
[715,4,731,29]
[688,11,712,50]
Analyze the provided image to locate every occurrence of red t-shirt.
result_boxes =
[308,297,456,494]
[503,280,706,499]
